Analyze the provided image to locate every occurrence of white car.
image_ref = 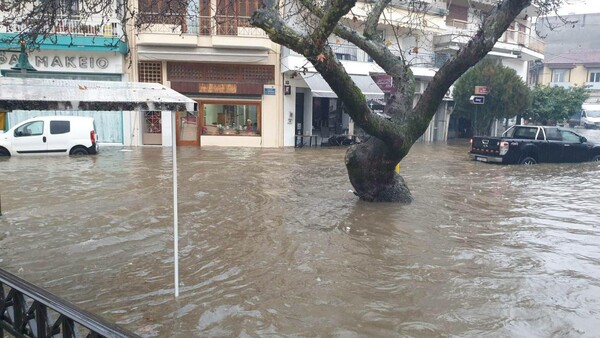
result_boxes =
[0,116,98,156]
[582,108,600,129]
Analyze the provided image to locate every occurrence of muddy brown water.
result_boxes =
[1,131,600,337]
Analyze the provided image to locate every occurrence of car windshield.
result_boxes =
[586,110,600,118]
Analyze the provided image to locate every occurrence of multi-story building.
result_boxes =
[0,3,130,144]
[2,1,541,147]
[281,0,543,145]
[535,13,600,105]
[438,0,543,138]
[540,50,600,104]
[132,0,282,147]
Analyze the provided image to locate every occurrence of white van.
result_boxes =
[0,116,98,156]
[582,104,600,129]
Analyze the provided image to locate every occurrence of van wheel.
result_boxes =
[0,148,10,156]
[520,156,537,165]
[592,155,600,162]
[70,147,89,155]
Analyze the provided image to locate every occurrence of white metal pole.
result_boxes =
[172,111,179,298]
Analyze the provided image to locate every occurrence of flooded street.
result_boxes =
[2,130,600,337]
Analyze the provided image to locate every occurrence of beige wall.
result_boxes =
[542,65,588,86]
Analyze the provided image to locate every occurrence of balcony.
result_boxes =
[136,14,273,50]
[137,15,267,37]
[0,17,127,53]
[585,82,600,90]
[0,17,121,38]
[434,25,544,61]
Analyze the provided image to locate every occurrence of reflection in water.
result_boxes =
[1,134,600,337]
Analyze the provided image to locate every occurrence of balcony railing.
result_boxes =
[0,17,122,38]
[289,44,449,68]
[435,28,544,54]
[137,15,267,37]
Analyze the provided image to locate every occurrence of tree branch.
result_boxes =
[410,0,532,142]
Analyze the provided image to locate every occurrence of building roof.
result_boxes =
[0,77,196,112]
[545,50,600,68]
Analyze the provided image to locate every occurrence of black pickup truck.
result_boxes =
[470,125,600,164]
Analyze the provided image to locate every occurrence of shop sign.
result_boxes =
[373,74,394,93]
[0,51,121,73]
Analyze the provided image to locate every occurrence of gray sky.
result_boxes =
[557,0,600,15]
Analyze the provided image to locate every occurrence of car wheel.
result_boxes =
[520,156,537,165]
[0,148,10,156]
[70,147,89,155]
[584,123,592,129]
[592,155,600,162]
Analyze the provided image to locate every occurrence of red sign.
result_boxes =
[475,86,489,95]
[373,74,394,93]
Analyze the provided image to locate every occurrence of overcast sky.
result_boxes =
[557,0,600,15]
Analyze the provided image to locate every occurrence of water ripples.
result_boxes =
[2,136,600,336]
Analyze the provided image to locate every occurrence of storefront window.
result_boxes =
[202,102,260,136]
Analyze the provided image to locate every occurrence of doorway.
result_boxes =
[295,93,304,136]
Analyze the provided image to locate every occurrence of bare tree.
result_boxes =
[1,0,567,202]
[250,0,563,202]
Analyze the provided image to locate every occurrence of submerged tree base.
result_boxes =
[345,139,413,203]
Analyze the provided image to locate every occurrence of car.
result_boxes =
[470,125,600,164]
[0,116,98,156]
[581,105,600,129]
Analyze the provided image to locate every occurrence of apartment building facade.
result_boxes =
[281,0,543,145]
[535,14,600,105]
[132,0,282,147]
[0,5,131,144]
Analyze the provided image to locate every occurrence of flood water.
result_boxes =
[1,130,600,337]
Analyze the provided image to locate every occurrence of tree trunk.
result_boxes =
[345,137,413,203]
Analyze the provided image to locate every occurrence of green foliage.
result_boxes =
[452,58,531,135]
[525,85,589,125]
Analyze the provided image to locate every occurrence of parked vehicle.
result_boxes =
[469,125,600,164]
[581,104,600,129]
[568,111,581,128]
[0,116,98,156]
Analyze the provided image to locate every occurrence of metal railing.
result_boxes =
[137,15,267,37]
[0,18,122,38]
[0,268,138,338]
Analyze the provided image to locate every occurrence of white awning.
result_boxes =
[0,77,197,112]
[350,75,385,100]
[301,72,337,98]
[301,73,384,100]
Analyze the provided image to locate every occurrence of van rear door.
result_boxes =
[11,120,48,154]
[46,120,71,154]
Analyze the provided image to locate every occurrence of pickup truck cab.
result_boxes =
[470,125,600,164]
[0,116,98,156]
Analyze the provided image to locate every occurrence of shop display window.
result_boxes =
[202,102,260,136]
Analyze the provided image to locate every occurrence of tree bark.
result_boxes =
[345,137,413,202]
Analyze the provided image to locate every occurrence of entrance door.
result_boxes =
[177,110,200,146]
[142,111,162,145]
[295,93,304,136]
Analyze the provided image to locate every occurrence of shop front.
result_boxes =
[0,38,129,145]
[163,62,279,147]
[283,72,384,147]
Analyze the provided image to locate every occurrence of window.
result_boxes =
[202,102,260,136]
[545,128,561,141]
[589,70,600,82]
[50,121,70,134]
[139,61,162,83]
[215,0,261,34]
[138,0,185,25]
[42,0,79,17]
[15,121,44,137]
[552,69,569,83]
[560,130,581,143]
